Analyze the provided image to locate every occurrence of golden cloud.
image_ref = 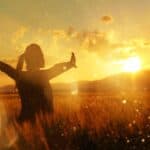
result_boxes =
[51,29,66,39]
[101,15,113,24]
[12,26,27,44]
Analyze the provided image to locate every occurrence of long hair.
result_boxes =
[16,44,45,71]
[24,44,45,70]
[15,53,25,90]
[16,54,25,71]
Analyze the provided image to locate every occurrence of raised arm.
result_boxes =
[0,61,18,80]
[46,52,76,80]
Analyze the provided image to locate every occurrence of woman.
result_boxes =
[0,43,76,122]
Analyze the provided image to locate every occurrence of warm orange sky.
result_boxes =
[0,0,150,86]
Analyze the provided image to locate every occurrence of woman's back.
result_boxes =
[16,70,53,122]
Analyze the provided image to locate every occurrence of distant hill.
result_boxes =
[1,70,150,94]
[79,70,150,92]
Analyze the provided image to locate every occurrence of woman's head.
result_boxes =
[24,44,45,70]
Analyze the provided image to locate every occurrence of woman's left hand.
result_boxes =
[70,52,77,68]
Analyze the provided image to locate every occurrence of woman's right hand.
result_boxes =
[70,52,77,68]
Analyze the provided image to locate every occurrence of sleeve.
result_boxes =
[0,61,18,80]
[45,62,73,80]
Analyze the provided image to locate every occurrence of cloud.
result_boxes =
[7,25,140,64]
[49,27,130,61]
[51,29,66,39]
[77,31,109,51]
[2,25,141,67]
[101,15,113,24]
[12,26,28,44]
[51,28,107,49]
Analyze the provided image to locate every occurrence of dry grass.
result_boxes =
[0,91,150,150]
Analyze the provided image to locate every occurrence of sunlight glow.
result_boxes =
[122,99,127,104]
[122,57,141,72]
[71,82,78,95]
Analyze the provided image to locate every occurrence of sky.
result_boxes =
[0,0,150,85]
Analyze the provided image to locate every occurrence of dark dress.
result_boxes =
[0,61,72,122]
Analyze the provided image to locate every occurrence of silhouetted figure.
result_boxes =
[0,44,76,122]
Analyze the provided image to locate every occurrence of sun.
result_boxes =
[122,56,141,73]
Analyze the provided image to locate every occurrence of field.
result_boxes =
[0,91,150,150]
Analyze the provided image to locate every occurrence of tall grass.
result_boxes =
[0,92,149,149]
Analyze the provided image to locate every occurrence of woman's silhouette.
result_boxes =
[0,44,76,122]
